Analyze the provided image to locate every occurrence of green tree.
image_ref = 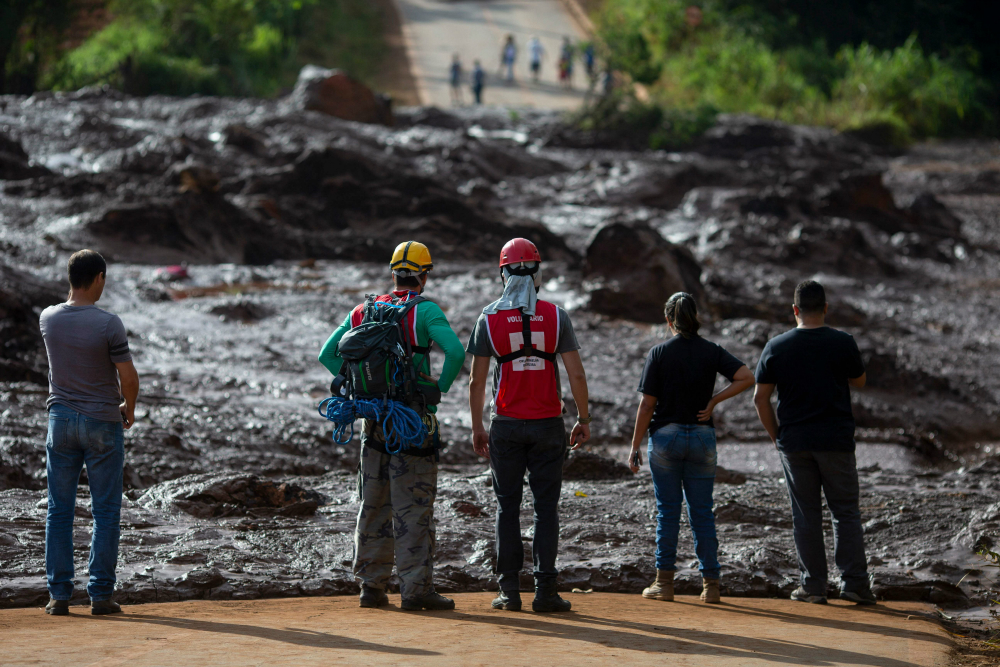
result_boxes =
[0,0,72,93]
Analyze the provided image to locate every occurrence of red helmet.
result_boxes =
[499,238,541,268]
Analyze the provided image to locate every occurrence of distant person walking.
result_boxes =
[558,37,574,89]
[628,293,753,605]
[40,249,139,616]
[528,36,545,83]
[583,43,596,82]
[449,54,464,106]
[753,280,876,605]
[499,34,517,83]
[472,60,486,104]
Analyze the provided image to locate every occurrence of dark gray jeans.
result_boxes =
[489,417,567,592]
[779,450,870,595]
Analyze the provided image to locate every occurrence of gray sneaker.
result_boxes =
[790,587,827,604]
[840,588,878,605]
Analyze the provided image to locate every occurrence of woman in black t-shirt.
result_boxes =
[628,292,754,604]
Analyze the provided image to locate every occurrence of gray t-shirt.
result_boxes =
[40,304,132,422]
[466,306,580,420]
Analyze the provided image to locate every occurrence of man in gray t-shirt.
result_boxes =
[39,249,139,616]
[40,304,132,422]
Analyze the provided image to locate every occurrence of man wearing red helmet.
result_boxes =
[467,237,591,613]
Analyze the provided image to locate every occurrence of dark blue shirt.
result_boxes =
[754,326,865,452]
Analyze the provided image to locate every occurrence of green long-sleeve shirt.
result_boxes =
[318,297,465,410]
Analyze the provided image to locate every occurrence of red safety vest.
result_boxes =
[486,300,561,420]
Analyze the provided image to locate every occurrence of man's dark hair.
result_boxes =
[393,272,424,289]
[794,280,826,314]
[67,249,107,289]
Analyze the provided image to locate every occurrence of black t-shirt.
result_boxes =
[754,326,865,452]
[638,335,745,433]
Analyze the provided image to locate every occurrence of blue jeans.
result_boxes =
[779,450,869,595]
[45,403,124,601]
[648,424,720,579]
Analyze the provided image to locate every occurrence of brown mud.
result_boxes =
[0,91,999,615]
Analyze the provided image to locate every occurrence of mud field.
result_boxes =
[1,89,999,611]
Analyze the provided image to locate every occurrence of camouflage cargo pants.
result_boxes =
[353,425,438,599]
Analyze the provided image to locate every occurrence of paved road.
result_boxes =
[0,593,950,666]
[394,0,590,110]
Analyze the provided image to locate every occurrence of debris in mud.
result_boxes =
[871,574,970,608]
[0,263,63,383]
[0,132,50,181]
[208,299,272,323]
[138,474,324,518]
[563,451,633,480]
[714,466,747,485]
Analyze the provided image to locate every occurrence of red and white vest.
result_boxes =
[486,300,561,420]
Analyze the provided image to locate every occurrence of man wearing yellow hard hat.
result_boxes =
[318,241,464,610]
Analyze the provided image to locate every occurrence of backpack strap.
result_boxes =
[496,308,557,364]
[411,341,433,355]
[393,297,432,355]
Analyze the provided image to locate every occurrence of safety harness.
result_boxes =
[495,308,557,365]
[494,262,555,366]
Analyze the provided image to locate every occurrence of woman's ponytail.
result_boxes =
[664,292,700,338]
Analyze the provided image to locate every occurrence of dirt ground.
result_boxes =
[0,593,951,666]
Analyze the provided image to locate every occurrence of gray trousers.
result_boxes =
[779,449,870,595]
[353,428,438,599]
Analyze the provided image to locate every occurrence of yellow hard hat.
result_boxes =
[390,241,433,274]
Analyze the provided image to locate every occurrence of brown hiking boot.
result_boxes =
[700,578,721,603]
[642,570,674,601]
[45,599,69,616]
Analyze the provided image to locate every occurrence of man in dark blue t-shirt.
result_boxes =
[754,280,875,605]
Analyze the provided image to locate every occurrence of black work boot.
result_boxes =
[90,599,122,615]
[532,584,571,613]
[401,591,455,611]
[45,599,69,616]
[492,589,522,611]
[359,586,389,608]
[840,588,878,605]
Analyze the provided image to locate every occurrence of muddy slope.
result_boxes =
[1,91,999,609]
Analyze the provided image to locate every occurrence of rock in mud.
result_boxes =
[715,466,747,485]
[208,299,272,323]
[285,65,393,126]
[85,194,264,265]
[563,451,633,480]
[139,474,324,518]
[583,221,704,323]
[871,574,970,608]
[0,132,50,180]
[0,262,63,383]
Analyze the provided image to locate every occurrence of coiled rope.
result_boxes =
[317,396,428,454]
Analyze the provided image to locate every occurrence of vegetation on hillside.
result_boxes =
[588,0,998,146]
[1,0,73,94]
[3,0,384,97]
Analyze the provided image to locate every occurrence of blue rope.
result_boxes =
[317,396,428,453]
